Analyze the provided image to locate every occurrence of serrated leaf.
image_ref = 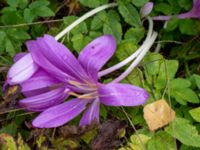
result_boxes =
[64,16,88,35]
[193,74,200,89]
[165,117,200,147]
[189,107,200,122]
[171,88,199,104]
[103,17,122,43]
[116,39,137,61]
[143,53,164,76]
[156,60,179,89]
[125,27,145,44]
[147,131,176,150]
[79,0,108,8]
[155,3,172,15]
[118,1,141,27]
[131,0,148,7]
[170,78,191,89]
[179,19,199,35]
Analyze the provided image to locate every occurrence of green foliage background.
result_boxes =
[0,0,200,149]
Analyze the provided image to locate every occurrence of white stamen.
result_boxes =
[55,3,117,41]
[98,17,154,77]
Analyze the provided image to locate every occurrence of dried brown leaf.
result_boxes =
[143,99,176,131]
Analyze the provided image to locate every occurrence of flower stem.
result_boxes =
[111,32,158,83]
[98,17,154,78]
[55,3,117,41]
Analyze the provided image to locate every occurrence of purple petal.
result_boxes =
[26,41,72,82]
[19,88,68,112]
[28,35,90,82]
[7,53,39,85]
[78,35,116,81]
[98,83,149,106]
[20,69,60,97]
[13,52,27,62]
[32,98,89,128]
[140,2,154,18]
[79,99,100,126]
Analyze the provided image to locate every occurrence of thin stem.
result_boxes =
[98,17,154,77]
[55,3,117,40]
[111,32,158,83]
[0,19,64,28]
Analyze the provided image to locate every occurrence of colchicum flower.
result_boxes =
[6,34,149,128]
[153,0,200,20]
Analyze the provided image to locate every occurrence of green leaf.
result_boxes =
[155,3,173,15]
[103,17,122,43]
[24,8,35,23]
[147,131,176,150]
[143,53,164,76]
[1,11,24,25]
[170,78,191,89]
[193,74,200,89]
[116,39,138,61]
[5,38,15,57]
[64,16,88,35]
[128,134,150,150]
[131,0,148,7]
[165,17,179,31]
[33,6,55,17]
[79,0,108,8]
[189,107,200,122]
[90,12,105,30]
[7,0,18,7]
[165,117,200,147]
[6,29,30,40]
[179,19,199,35]
[125,27,145,44]
[0,123,17,136]
[156,60,179,89]
[118,1,141,27]
[171,88,199,104]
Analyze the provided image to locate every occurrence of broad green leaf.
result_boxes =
[24,8,35,23]
[170,78,191,89]
[0,123,17,136]
[0,31,7,53]
[7,0,18,7]
[131,0,148,7]
[6,29,30,40]
[5,38,15,57]
[143,53,164,76]
[165,118,200,147]
[147,131,176,150]
[79,0,108,8]
[116,39,137,61]
[64,16,88,35]
[103,17,122,43]
[189,107,200,122]
[1,11,24,25]
[125,27,145,44]
[179,19,199,35]
[171,88,199,104]
[178,0,193,10]
[156,60,179,89]
[193,74,200,89]
[166,17,179,31]
[118,1,141,27]
[155,3,173,15]
[129,134,150,150]
[180,145,200,150]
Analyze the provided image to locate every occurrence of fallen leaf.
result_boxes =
[143,99,176,131]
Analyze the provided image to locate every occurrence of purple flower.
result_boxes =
[6,34,149,128]
[153,0,200,20]
[140,2,154,18]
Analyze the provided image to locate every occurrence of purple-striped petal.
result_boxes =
[28,35,90,82]
[26,41,72,82]
[32,98,89,128]
[7,53,39,85]
[20,69,60,97]
[78,35,116,81]
[19,88,68,112]
[98,83,149,106]
[79,99,100,126]
[13,52,27,62]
